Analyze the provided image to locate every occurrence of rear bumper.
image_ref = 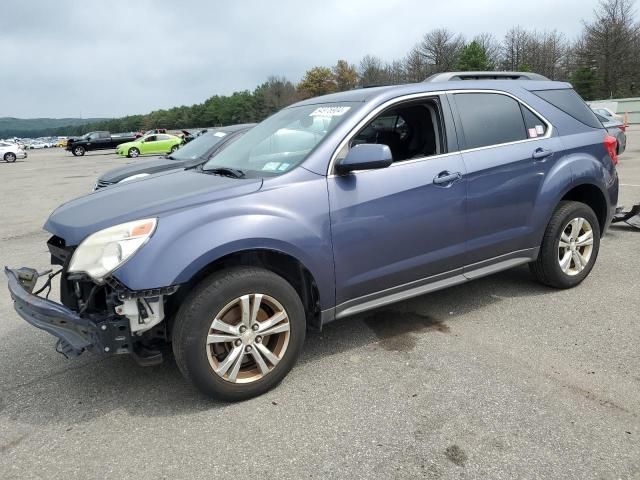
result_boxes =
[4,267,130,358]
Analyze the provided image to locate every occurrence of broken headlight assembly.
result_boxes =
[68,218,157,282]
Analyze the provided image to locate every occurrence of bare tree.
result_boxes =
[403,46,428,82]
[385,59,406,85]
[417,28,465,74]
[501,26,531,71]
[358,55,389,86]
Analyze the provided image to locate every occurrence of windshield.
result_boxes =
[202,102,359,176]
[170,130,233,161]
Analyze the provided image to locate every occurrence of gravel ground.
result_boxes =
[0,130,639,479]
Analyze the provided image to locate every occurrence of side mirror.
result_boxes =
[335,143,393,174]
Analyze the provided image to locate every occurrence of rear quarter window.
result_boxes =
[533,89,602,129]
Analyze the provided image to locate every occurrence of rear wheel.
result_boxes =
[128,147,140,158]
[72,146,85,156]
[172,267,306,401]
[529,201,600,288]
[4,152,16,163]
[170,144,179,153]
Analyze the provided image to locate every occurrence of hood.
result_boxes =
[45,169,263,245]
[98,156,200,183]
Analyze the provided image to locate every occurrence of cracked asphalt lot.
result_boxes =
[1,131,639,479]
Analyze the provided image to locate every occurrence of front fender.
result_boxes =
[113,173,335,308]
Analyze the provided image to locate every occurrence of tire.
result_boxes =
[170,144,179,154]
[529,201,600,289]
[128,147,140,158]
[172,267,306,401]
[4,152,16,163]
[72,146,85,156]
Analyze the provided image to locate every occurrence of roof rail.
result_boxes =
[424,71,550,82]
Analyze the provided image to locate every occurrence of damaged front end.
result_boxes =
[5,235,178,366]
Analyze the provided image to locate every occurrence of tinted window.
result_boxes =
[171,131,232,160]
[533,89,602,129]
[455,93,527,149]
[521,106,548,138]
[145,135,157,142]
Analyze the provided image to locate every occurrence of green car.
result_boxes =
[116,134,183,158]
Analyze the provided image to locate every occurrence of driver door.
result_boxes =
[328,95,467,312]
[141,135,158,154]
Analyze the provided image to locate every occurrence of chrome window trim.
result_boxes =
[327,88,554,176]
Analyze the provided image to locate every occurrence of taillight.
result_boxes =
[604,134,618,165]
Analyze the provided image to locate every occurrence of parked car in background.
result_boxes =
[67,131,137,156]
[0,140,27,162]
[591,106,623,122]
[594,112,626,155]
[115,133,183,158]
[6,72,619,401]
[94,124,254,189]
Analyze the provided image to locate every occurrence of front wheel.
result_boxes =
[127,147,140,158]
[172,267,306,401]
[4,152,16,163]
[72,146,85,156]
[529,201,600,288]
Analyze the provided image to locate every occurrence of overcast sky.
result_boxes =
[1,0,602,118]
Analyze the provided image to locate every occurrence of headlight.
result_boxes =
[119,173,150,183]
[68,218,157,282]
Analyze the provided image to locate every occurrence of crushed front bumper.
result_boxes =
[5,266,131,358]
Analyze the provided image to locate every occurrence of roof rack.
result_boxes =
[424,71,550,82]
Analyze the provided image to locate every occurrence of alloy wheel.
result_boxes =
[558,217,594,276]
[206,294,290,383]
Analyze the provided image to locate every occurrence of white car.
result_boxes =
[0,141,27,162]
[591,106,623,123]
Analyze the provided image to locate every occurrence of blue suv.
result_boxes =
[5,72,619,400]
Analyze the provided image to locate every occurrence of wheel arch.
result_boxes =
[166,248,323,330]
[559,183,608,236]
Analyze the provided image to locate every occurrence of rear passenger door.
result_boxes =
[450,91,562,267]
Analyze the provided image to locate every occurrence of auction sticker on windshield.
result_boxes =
[310,106,351,117]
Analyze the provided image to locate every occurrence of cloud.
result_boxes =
[0,0,599,117]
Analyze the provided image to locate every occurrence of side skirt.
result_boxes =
[321,247,539,326]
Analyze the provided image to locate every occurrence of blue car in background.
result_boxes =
[5,71,619,400]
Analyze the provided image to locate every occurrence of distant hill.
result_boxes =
[0,117,110,138]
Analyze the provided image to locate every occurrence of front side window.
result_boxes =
[454,93,527,149]
[145,135,157,142]
[203,102,359,177]
[347,98,445,163]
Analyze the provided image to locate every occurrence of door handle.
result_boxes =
[532,147,554,160]
[433,171,462,186]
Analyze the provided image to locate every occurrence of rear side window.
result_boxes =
[533,89,602,129]
[521,106,548,138]
[454,93,527,149]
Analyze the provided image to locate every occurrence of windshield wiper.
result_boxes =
[202,166,246,178]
